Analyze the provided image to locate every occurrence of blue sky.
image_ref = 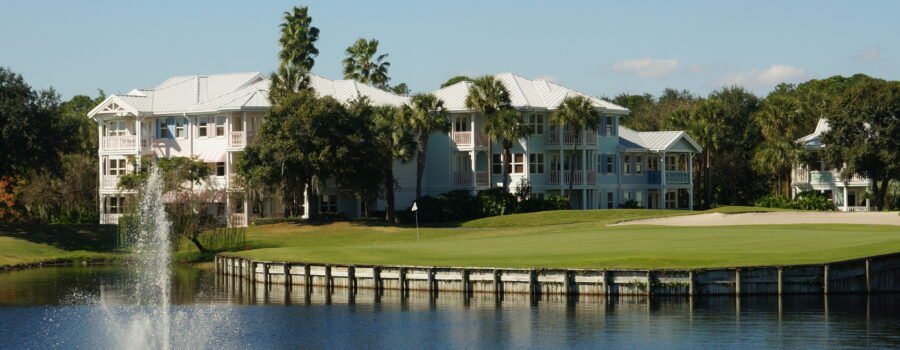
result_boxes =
[2,0,897,100]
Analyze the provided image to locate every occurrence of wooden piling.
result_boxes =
[777,267,783,295]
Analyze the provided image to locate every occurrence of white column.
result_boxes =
[134,117,141,153]
[843,185,849,211]
[226,190,232,226]
[470,150,477,192]
[688,152,693,185]
[242,111,248,145]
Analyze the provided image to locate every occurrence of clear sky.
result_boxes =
[2,0,897,100]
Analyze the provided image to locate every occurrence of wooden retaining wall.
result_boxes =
[214,252,900,296]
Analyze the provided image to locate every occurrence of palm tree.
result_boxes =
[343,38,391,88]
[484,109,531,191]
[551,95,600,195]
[465,75,511,188]
[753,88,805,195]
[372,105,416,222]
[278,6,319,72]
[406,93,450,200]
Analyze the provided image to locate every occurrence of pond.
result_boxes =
[0,265,898,349]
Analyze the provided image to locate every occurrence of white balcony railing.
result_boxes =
[844,206,870,212]
[452,132,472,147]
[546,132,560,145]
[101,213,123,225]
[793,168,869,185]
[103,136,136,151]
[101,175,120,190]
[452,171,473,187]
[475,171,488,186]
[547,170,590,185]
[546,131,597,146]
[229,131,245,147]
[585,170,597,185]
[230,213,246,227]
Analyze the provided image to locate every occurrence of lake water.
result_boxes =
[0,265,898,349]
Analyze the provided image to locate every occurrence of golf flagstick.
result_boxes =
[412,201,419,243]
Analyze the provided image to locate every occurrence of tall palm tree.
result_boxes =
[484,109,531,191]
[551,95,600,195]
[406,93,450,200]
[465,75,511,188]
[753,89,805,195]
[343,38,391,89]
[372,105,416,222]
[278,6,319,72]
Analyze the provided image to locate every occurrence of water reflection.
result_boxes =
[1,266,899,349]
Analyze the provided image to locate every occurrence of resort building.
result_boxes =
[88,72,702,226]
[792,118,872,211]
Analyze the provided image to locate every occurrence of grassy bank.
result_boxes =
[0,224,122,268]
[231,208,900,269]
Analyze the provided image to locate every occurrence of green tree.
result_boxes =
[820,78,900,210]
[465,75,511,188]
[551,96,600,195]
[390,83,410,95]
[614,89,699,131]
[342,38,391,88]
[752,84,806,196]
[406,93,450,200]
[484,109,531,191]
[0,67,64,178]
[441,75,474,88]
[59,92,105,156]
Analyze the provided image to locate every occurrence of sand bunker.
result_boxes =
[613,211,900,226]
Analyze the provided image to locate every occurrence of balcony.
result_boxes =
[666,170,690,184]
[545,131,597,146]
[475,171,488,186]
[452,171,473,187]
[794,170,868,185]
[101,175,120,190]
[229,131,245,147]
[646,170,690,185]
[103,136,136,151]
[230,213,246,227]
[452,131,487,147]
[547,170,595,185]
[100,213,123,225]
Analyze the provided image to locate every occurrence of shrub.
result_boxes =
[251,217,306,226]
[618,199,642,209]
[519,194,571,213]
[753,191,834,211]
[792,191,834,211]
[478,188,517,217]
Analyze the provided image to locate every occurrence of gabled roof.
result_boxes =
[88,72,409,119]
[618,126,703,152]
[432,73,629,114]
[796,118,829,149]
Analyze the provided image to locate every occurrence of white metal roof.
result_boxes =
[88,72,409,119]
[796,118,829,149]
[431,72,629,114]
[618,126,703,152]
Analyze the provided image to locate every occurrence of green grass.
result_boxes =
[231,208,900,269]
[0,224,122,268]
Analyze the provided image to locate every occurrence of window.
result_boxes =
[666,191,676,209]
[454,115,471,132]
[159,119,170,139]
[635,155,643,174]
[529,153,544,174]
[492,154,503,174]
[623,155,632,174]
[606,155,615,174]
[320,194,338,213]
[106,197,125,214]
[606,116,614,136]
[606,192,614,209]
[623,191,632,202]
[107,159,126,175]
[513,153,525,174]
[215,162,225,177]
[198,117,208,137]
[636,191,644,207]
[215,116,225,137]
[647,156,659,171]
[175,118,185,139]
[528,114,544,135]
[107,121,127,136]
[666,155,677,171]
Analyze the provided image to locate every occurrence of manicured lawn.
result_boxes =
[233,209,900,269]
[0,224,121,268]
